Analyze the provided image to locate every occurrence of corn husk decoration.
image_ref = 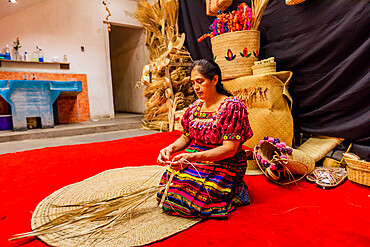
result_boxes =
[135,0,195,131]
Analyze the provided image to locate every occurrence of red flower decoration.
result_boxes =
[240,47,251,58]
[243,47,248,57]
[225,49,236,61]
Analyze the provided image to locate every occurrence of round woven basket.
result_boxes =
[254,141,309,185]
[211,30,260,80]
[252,62,276,75]
[31,166,201,246]
[344,157,370,186]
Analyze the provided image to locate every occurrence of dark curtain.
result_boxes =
[179,0,370,159]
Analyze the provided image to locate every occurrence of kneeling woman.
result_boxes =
[157,59,253,218]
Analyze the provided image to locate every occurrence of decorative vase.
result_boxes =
[14,51,20,61]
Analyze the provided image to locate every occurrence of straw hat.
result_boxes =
[31,166,201,247]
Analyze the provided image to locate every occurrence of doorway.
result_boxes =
[109,25,149,113]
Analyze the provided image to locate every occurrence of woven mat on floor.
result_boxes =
[31,166,201,247]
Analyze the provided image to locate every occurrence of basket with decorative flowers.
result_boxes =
[198,1,269,79]
[254,136,314,185]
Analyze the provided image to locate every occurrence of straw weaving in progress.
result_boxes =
[157,97,253,218]
[29,166,201,247]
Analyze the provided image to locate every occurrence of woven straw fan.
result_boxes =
[10,166,202,247]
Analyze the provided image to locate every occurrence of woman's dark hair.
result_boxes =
[188,59,233,96]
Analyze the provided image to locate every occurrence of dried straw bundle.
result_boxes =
[251,0,270,30]
[135,0,195,131]
[134,0,179,60]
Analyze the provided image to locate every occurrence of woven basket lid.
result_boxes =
[31,166,201,247]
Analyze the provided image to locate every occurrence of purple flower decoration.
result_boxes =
[275,163,283,171]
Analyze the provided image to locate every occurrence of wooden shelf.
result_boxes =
[0,59,70,70]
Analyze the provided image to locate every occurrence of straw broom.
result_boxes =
[251,0,270,30]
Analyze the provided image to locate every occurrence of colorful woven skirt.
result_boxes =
[157,143,250,218]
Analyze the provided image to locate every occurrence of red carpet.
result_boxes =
[1,131,369,247]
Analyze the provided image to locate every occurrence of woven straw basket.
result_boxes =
[254,141,309,185]
[223,71,294,148]
[252,62,277,75]
[344,155,370,186]
[322,144,352,168]
[287,148,315,174]
[322,157,345,168]
[212,30,260,80]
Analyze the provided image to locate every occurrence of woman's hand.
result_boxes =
[157,146,174,165]
[169,153,196,171]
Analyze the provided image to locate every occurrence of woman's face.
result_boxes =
[190,68,218,101]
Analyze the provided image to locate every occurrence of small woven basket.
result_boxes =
[211,30,260,80]
[323,144,352,168]
[322,157,345,168]
[344,155,370,186]
[252,62,276,75]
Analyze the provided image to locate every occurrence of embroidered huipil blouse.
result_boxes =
[157,97,253,217]
[181,97,253,148]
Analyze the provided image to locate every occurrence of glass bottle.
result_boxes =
[4,44,11,60]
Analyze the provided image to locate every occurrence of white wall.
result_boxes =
[0,0,143,120]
